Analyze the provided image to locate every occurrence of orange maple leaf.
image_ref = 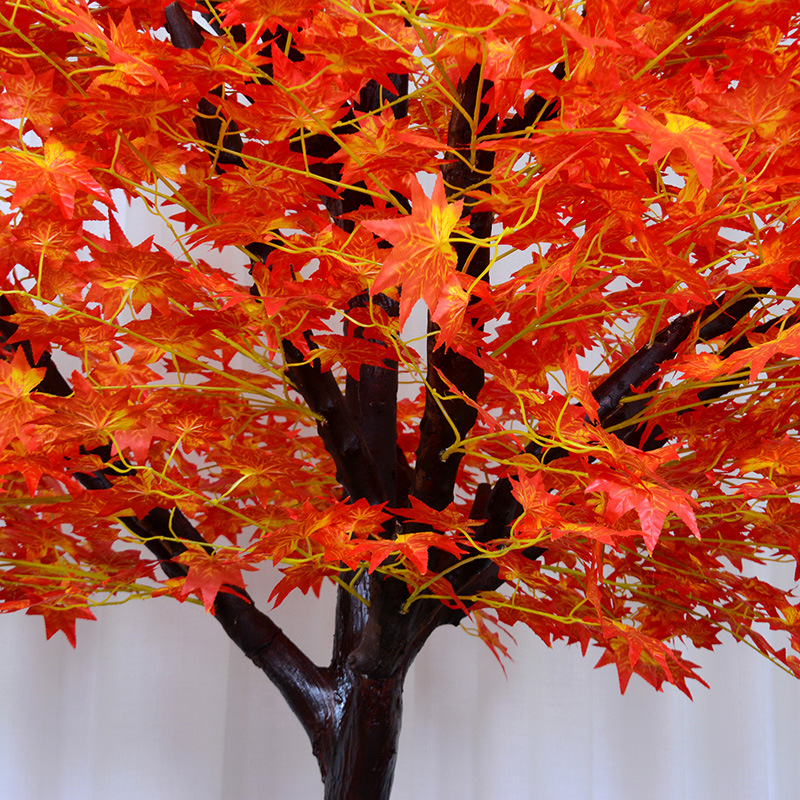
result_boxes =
[695,67,800,140]
[0,138,112,218]
[0,348,47,450]
[326,109,445,190]
[177,548,256,613]
[33,372,168,460]
[563,350,600,423]
[510,471,563,536]
[364,174,464,329]
[219,0,319,30]
[723,323,800,382]
[0,63,65,137]
[623,107,741,191]
[85,215,197,317]
[586,470,700,553]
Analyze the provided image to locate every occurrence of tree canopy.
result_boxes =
[2,0,800,750]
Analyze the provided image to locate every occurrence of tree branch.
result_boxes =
[164,5,392,509]
[213,591,334,753]
[165,3,244,169]
[342,74,408,507]
[358,69,575,662]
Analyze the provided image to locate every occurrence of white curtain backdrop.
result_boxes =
[2,563,800,800]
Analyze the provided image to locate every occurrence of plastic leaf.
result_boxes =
[0,138,112,218]
[177,548,257,613]
[365,174,464,328]
[586,472,700,553]
[624,108,741,190]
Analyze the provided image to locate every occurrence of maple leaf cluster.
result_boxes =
[1,0,800,696]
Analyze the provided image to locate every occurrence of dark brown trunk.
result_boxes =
[319,667,406,800]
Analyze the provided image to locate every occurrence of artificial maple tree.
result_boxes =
[2,0,800,797]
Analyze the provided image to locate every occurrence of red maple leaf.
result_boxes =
[268,560,336,607]
[586,469,700,553]
[0,138,113,218]
[28,602,97,648]
[177,548,257,613]
[348,530,464,575]
[364,174,464,329]
[624,107,741,191]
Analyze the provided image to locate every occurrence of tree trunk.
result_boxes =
[319,668,406,800]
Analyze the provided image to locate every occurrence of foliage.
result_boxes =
[2,0,800,707]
